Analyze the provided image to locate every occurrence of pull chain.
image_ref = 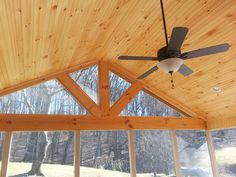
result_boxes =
[169,71,175,88]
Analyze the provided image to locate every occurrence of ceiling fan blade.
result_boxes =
[137,66,158,79]
[118,56,158,61]
[180,43,230,59]
[178,64,193,76]
[167,27,188,51]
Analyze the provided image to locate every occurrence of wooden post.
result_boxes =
[128,130,137,177]
[98,62,110,116]
[74,131,80,177]
[171,130,182,177]
[206,131,220,177]
[1,131,12,177]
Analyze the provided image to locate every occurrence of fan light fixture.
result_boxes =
[157,58,184,73]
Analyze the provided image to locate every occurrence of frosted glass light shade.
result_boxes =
[157,58,184,73]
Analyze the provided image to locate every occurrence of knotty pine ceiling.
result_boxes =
[0,0,236,120]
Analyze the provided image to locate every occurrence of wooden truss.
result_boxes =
[0,61,226,177]
[0,61,234,131]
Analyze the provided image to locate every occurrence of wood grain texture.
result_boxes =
[98,61,110,116]
[0,60,97,97]
[0,114,206,131]
[207,117,236,130]
[0,0,235,122]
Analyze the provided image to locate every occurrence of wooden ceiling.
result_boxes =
[0,0,236,120]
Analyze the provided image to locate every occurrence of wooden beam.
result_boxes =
[0,60,97,97]
[0,114,206,131]
[57,74,102,117]
[0,132,12,177]
[207,117,236,130]
[98,61,110,116]
[109,62,206,120]
[109,81,143,116]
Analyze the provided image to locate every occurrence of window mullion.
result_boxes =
[206,131,220,177]
[171,130,182,177]
[1,131,12,177]
[74,130,80,177]
[128,130,137,177]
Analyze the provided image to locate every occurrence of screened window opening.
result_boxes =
[0,80,87,115]
[8,131,74,177]
[212,128,236,177]
[70,65,98,104]
[109,71,131,106]
[80,130,130,177]
[176,130,213,177]
[121,90,183,117]
[134,130,176,177]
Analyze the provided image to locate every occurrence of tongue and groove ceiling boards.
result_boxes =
[0,0,235,121]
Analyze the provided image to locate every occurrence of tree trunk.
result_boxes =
[27,87,52,175]
[27,132,49,176]
[153,162,157,177]
[23,132,38,162]
[93,131,102,166]
[61,132,74,164]
[50,132,60,164]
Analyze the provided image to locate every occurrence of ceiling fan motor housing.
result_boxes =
[157,47,181,61]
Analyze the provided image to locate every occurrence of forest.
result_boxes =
[0,65,235,177]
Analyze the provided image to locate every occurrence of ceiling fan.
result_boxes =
[118,0,230,81]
